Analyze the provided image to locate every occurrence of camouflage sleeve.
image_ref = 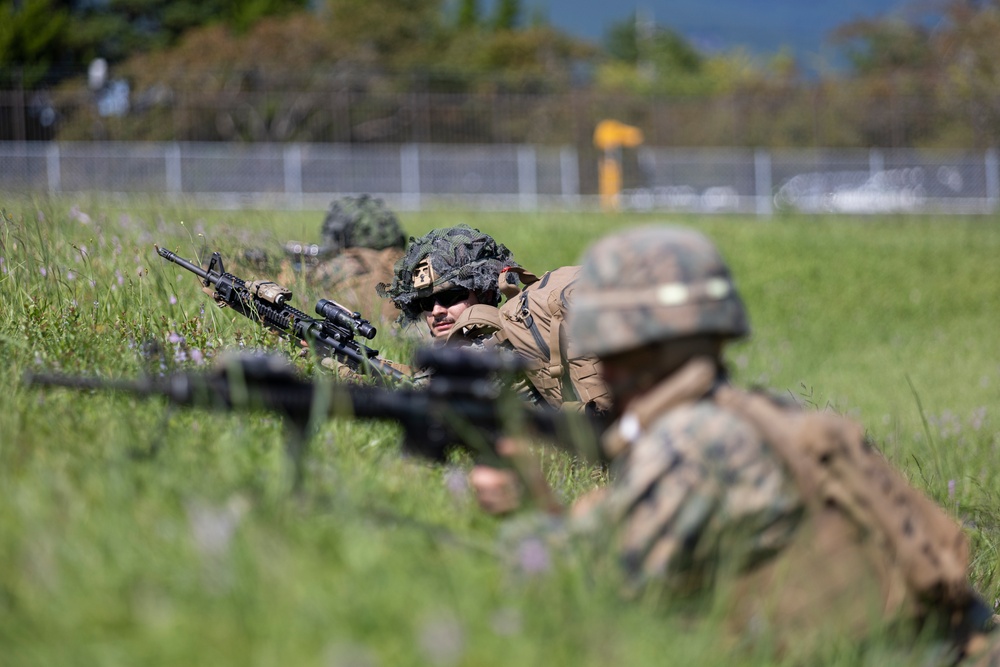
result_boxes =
[592,401,803,595]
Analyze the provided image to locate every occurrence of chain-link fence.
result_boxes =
[2,141,997,214]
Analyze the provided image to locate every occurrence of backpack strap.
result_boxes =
[601,357,718,459]
[546,288,566,380]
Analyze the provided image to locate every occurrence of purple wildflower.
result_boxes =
[167,332,185,344]
[417,613,465,666]
[517,537,551,574]
[70,205,92,224]
[490,608,523,636]
[169,295,177,305]
[186,497,248,558]
[970,407,986,431]
[444,468,468,500]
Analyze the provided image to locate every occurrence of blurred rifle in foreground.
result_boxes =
[24,347,607,491]
[156,245,406,385]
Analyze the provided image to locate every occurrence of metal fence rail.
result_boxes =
[2,142,998,214]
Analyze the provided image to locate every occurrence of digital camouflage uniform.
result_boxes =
[278,195,407,323]
[565,226,805,593]
[505,225,996,661]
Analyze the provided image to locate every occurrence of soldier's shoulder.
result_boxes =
[639,399,768,464]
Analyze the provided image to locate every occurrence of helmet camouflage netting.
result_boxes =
[376,224,518,323]
[320,194,406,252]
[569,225,750,357]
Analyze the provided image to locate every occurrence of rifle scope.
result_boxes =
[316,299,376,340]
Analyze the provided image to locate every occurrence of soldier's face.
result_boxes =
[420,288,480,338]
[599,345,666,409]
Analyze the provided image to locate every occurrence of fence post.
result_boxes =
[46,143,60,194]
[401,143,421,210]
[165,143,182,195]
[560,145,579,208]
[986,148,999,212]
[284,143,303,209]
[517,144,537,211]
[754,148,772,216]
[869,147,884,176]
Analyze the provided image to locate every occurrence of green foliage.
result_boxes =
[0,0,69,86]
[491,0,520,31]
[830,17,933,76]
[11,0,1000,149]
[456,0,478,29]
[326,0,447,66]
[603,12,701,72]
[8,0,307,81]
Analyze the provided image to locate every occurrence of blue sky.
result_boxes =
[506,0,920,69]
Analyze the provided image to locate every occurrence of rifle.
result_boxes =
[156,245,406,385]
[24,347,607,490]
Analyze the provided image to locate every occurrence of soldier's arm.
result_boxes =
[586,402,801,593]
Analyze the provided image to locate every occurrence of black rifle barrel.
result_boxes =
[157,246,212,282]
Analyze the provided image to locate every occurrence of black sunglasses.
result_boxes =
[413,287,471,313]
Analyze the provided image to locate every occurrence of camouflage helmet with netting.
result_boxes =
[376,224,518,323]
[320,194,406,252]
[568,225,749,357]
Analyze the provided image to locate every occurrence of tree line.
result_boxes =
[2,0,1000,148]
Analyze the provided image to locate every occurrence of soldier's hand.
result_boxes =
[469,437,564,516]
[469,464,523,515]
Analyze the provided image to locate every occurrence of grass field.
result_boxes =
[1,195,999,666]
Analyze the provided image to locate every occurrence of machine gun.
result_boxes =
[24,347,607,492]
[156,245,406,385]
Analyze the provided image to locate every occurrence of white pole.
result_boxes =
[754,148,772,216]
[284,143,303,209]
[560,145,579,208]
[518,145,537,211]
[166,143,182,194]
[46,143,60,194]
[401,144,421,211]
